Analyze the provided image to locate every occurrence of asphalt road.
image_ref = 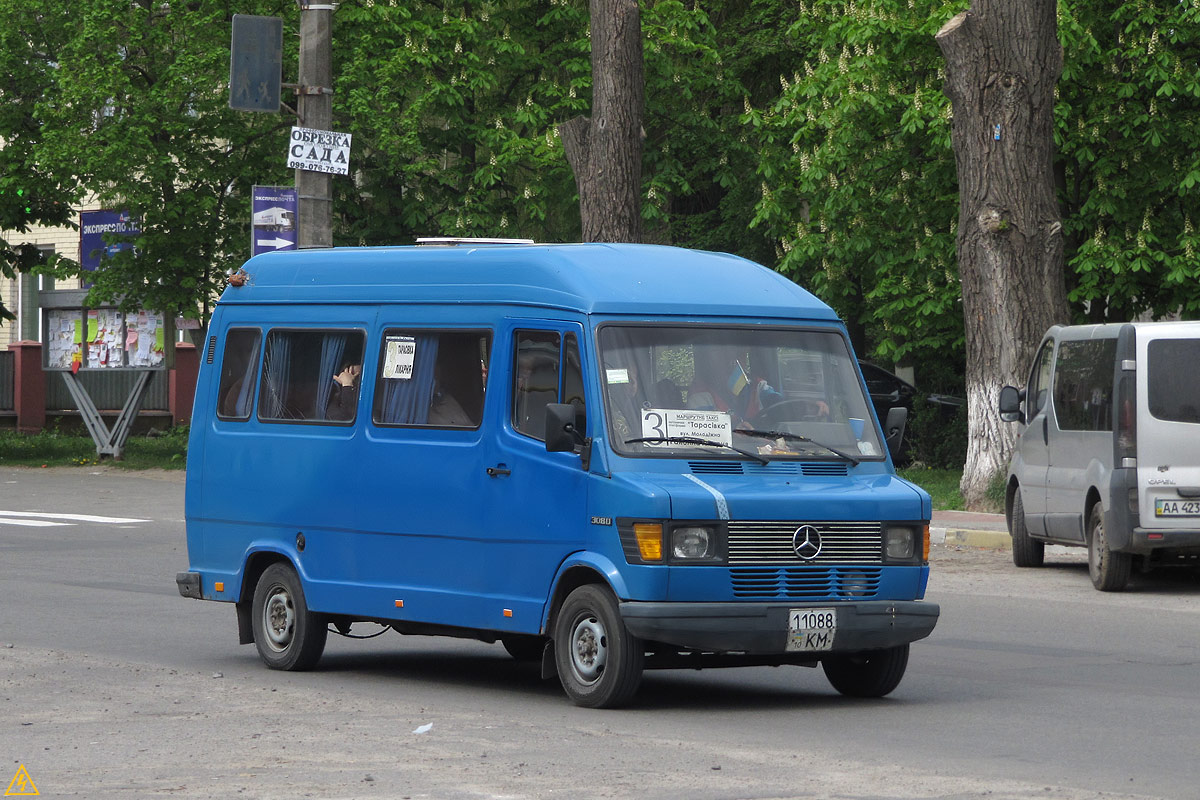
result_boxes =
[2,466,1199,799]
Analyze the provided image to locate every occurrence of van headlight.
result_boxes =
[672,526,715,560]
[884,526,916,561]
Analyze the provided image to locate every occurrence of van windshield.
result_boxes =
[598,325,883,461]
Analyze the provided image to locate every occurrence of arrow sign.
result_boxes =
[251,186,298,257]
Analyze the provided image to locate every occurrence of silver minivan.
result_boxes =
[998,322,1200,591]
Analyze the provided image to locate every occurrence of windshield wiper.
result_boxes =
[623,436,769,465]
[736,429,862,466]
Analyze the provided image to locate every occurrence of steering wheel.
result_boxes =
[746,398,829,426]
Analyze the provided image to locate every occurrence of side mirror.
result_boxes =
[998,385,1024,424]
[544,403,578,453]
[883,406,908,460]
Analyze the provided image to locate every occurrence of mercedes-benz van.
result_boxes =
[999,321,1200,590]
[177,241,939,707]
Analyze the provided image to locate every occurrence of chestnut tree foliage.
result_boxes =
[1,0,1198,427]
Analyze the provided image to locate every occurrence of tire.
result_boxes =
[822,644,909,698]
[1088,504,1131,592]
[501,635,547,662]
[553,585,644,708]
[251,562,328,670]
[1010,490,1044,568]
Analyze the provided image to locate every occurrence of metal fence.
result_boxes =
[46,369,169,412]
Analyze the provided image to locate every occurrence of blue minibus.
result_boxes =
[177,240,938,707]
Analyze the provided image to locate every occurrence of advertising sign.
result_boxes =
[251,185,298,256]
[287,126,352,175]
[80,209,140,272]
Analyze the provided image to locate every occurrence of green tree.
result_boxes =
[1058,0,1200,322]
[745,0,968,362]
[0,3,78,320]
[3,0,297,323]
[333,0,591,244]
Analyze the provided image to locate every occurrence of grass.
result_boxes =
[897,466,965,511]
[0,426,189,470]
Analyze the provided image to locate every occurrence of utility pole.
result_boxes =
[296,2,334,248]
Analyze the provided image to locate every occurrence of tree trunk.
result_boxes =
[936,2,1070,509]
[560,0,643,242]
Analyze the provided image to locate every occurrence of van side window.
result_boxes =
[1027,340,1054,418]
[259,329,366,423]
[563,333,587,431]
[512,331,587,440]
[1147,339,1200,424]
[373,330,490,428]
[216,328,262,420]
[1053,340,1117,431]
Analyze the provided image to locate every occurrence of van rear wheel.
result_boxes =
[822,644,909,698]
[252,562,327,670]
[1088,505,1131,592]
[553,585,644,708]
[1010,491,1044,568]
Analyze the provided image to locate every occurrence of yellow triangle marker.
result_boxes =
[4,765,39,796]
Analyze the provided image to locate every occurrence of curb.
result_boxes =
[930,526,1011,550]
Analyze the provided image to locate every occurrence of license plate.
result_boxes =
[1155,499,1200,517]
[786,607,836,652]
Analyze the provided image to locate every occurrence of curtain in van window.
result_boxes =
[314,334,348,419]
[260,334,293,418]
[378,334,439,424]
[232,335,260,417]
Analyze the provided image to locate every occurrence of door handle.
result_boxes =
[1042,416,1048,446]
[486,465,511,477]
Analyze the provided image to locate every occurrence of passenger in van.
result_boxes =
[326,360,361,421]
[687,348,784,426]
[428,363,472,426]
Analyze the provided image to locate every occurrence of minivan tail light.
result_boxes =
[1114,327,1137,468]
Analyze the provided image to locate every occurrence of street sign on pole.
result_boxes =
[287,127,352,176]
[229,15,283,113]
[252,186,298,257]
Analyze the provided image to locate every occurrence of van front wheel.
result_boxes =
[252,562,327,670]
[553,585,644,708]
[1010,491,1044,568]
[1088,505,1131,592]
[822,644,909,698]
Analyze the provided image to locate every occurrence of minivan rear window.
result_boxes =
[1147,339,1200,424]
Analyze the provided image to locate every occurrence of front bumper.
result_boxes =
[619,599,939,654]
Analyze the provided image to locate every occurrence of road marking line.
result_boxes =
[0,518,70,527]
[0,510,149,524]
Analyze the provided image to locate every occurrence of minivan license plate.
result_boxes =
[787,607,836,652]
[1155,499,1200,517]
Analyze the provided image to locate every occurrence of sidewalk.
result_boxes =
[930,509,1010,549]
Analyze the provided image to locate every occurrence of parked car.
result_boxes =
[857,362,964,424]
[998,321,1200,591]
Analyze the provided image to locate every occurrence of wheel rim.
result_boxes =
[262,585,295,653]
[568,612,608,684]
[1088,516,1103,577]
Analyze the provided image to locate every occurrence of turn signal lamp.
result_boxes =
[634,523,663,561]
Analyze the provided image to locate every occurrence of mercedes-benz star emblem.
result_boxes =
[792,525,823,560]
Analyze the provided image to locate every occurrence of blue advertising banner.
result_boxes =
[252,185,298,256]
[80,209,140,272]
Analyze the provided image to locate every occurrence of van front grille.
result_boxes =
[730,567,883,599]
[727,521,883,565]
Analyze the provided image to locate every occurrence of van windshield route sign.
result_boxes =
[288,126,352,175]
